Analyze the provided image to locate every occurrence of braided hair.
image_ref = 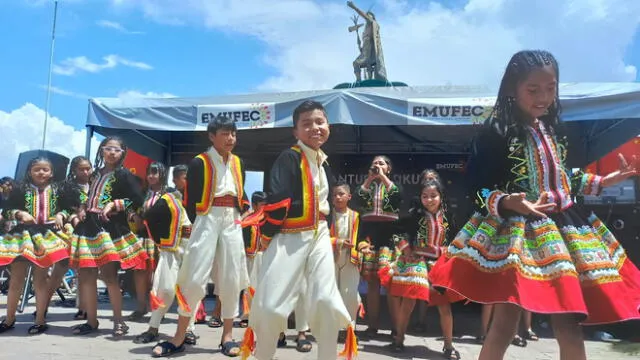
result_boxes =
[66,156,91,183]
[146,161,168,195]
[487,50,561,138]
[93,136,128,175]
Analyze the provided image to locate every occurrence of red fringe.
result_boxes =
[149,291,165,311]
[240,327,256,360]
[377,265,392,288]
[175,286,192,313]
[338,325,358,359]
[248,286,256,298]
[357,303,366,319]
[241,290,251,316]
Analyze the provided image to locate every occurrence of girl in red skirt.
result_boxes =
[0,157,79,335]
[68,136,147,336]
[385,179,461,358]
[430,50,640,360]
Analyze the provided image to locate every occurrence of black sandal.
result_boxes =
[28,324,49,335]
[444,346,461,359]
[219,341,241,357]
[475,335,486,344]
[295,338,312,353]
[525,329,539,341]
[184,330,197,345]
[72,322,99,336]
[511,335,527,347]
[0,319,15,334]
[386,341,405,353]
[134,331,158,344]
[208,316,222,328]
[239,319,249,328]
[152,341,185,358]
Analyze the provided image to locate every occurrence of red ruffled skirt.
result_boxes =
[430,209,640,325]
[387,254,430,301]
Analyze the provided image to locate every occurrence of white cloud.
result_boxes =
[96,20,144,34]
[0,104,100,178]
[109,0,640,91]
[117,90,177,100]
[53,54,152,76]
[38,85,89,99]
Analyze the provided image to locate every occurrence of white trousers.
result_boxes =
[251,222,352,360]
[335,250,361,328]
[175,207,249,319]
[148,241,196,331]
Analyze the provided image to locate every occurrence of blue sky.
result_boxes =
[1,0,639,195]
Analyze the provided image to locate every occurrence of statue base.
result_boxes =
[333,79,408,89]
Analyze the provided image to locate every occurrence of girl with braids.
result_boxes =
[44,156,93,321]
[127,162,166,322]
[0,157,79,335]
[354,155,403,337]
[68,136,147,337]
[430,50,640,360]
[382,179,461,358]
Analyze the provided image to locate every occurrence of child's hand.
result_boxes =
[342,239,354,248]
[54,213,65,230]
[500,192,555,218]
[100,202,116,222]
[17,211,35,224]
[602,154,638,188]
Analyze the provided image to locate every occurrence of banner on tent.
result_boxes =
[196,103,276,130]
[407,97,495,125]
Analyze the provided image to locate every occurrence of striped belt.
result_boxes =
[213,195,236,208]
[180,226,192,238]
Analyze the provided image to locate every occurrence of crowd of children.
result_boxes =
[0,49,639,360]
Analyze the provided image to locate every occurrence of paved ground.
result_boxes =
[1,294,639,360]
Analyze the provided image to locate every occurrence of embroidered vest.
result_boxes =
[194,152,245,216]
[330,208,361,267]
[414,211,446,260]
[23,185,59,224]
[158,192,187,251]
[281,145,319,233]
[245,224,261,257]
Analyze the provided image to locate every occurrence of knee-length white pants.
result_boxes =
[335,249,362,328]
[250,222,352,360]
[175,207,249,319]
[148,240,196,331]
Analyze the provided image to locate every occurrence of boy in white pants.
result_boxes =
[330,181,364,335]
[133,165,198,345]
[152,116,250,358]
[240,100,356,360]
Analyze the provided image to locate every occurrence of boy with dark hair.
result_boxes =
[241,100,356,360]
[152,115,250,357]
[330,181,364,333]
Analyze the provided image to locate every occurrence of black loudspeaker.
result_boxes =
[13,150,70,183]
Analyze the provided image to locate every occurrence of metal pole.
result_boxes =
[85,126,93,158]
[42,0,59,149]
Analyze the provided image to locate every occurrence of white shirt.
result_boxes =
[297,140,330,216]
[208,147,238,197]
[334,210,350,240]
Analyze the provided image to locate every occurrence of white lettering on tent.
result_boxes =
[196,103,276,130]
[407,97,495,125]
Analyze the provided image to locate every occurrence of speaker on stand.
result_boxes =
[13,150,70,183]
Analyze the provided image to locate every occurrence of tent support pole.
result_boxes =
[85,126,94,158]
